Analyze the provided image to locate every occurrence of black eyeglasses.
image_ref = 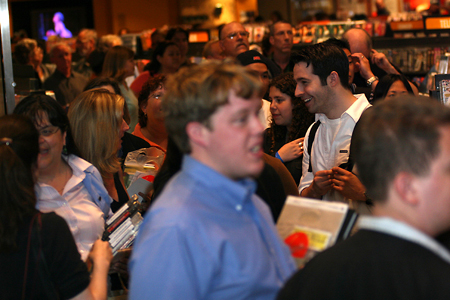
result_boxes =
[38,126,60,137]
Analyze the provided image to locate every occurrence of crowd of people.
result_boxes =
[3,19,450,300]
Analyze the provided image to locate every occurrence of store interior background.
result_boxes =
[8,0,409,38]
[0,0,440,116]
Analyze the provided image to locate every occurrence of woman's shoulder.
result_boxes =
[66,154,93,171]
[66,154,103,179]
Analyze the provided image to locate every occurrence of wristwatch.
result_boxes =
[366,76,379,87]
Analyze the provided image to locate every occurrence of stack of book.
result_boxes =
[102,194,144,256]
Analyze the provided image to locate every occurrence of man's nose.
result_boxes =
[295,85,303,98]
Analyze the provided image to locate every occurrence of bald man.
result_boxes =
[342,28,400,93]
[220,22,250,58]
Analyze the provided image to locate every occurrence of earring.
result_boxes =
[62,145,68,155]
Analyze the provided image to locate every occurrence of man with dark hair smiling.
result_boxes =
[293,42,371,213]
[278,96,450,300]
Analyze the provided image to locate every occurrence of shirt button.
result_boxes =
[236,204,242,211]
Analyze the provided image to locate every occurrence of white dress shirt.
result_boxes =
[36,155,106,261]
[299,94,371,213]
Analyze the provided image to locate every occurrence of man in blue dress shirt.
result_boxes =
[129,61,296,299]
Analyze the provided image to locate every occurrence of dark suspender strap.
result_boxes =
[307,120,321,173]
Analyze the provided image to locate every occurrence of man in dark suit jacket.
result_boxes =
[278,96,450,300]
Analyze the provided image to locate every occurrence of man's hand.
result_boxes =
[351,53,375,81]
[301,169,334,199]
[278,137,304,162]
[109,248,131,277]
[371,49,399,75]
[331,167,366,201]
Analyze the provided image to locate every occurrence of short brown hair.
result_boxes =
[352,96,450,202]
[163,60,262,153]
[102,45,134,82]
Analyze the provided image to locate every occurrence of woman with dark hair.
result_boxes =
[102,45,139,131]
[372,74,415,103]
[132,75,168,152]
[130,42,181,97]
[13,94,112,261]
[0,114,112,299]
[165,27,191,67]
[263,72,315,185]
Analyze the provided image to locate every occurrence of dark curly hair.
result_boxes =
[267,72,315,155]
[138,75,166,128]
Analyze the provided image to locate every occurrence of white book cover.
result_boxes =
[276,196,350,268]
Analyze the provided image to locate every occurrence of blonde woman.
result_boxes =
[69,89,130,212]
[102,46,138,131]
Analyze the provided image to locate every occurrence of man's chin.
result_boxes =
[236,46,249,55]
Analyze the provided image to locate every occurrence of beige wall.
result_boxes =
[94,0,179,35]
[179,0,236,28]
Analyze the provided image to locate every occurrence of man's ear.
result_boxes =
[186,121,209,148]
[219,39,225,51]
[393,172,420,206]
[327,71,340,87]
[269,36,274,46]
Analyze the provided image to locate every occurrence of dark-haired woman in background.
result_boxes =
[372,74,415,104]
[102,45,139,132]
[132,75,168,152]
[165,27,191,67]
[130,42,181,97]
[263,72,315,185]
[0,114,112,299]
[14,95,112,261]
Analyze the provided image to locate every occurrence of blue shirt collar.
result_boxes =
[182,155,257,208]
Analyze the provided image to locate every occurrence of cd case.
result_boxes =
[102,194,145,256]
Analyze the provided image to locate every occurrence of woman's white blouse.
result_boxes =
[36,155,106,261]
